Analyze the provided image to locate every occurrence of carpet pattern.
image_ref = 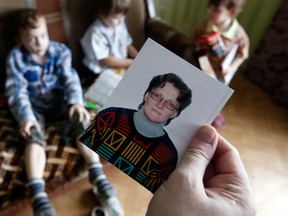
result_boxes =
[0,105,86,209]
[244,0,288,107]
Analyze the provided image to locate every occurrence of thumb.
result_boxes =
[177,125,218,186]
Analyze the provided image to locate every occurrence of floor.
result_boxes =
[2,72,288,216]
[221,73,288,216]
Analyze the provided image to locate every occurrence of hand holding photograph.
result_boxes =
[80,38,234,193]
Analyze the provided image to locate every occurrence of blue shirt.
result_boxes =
[5,41,84,124]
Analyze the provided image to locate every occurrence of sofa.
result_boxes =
[0,0,194,211]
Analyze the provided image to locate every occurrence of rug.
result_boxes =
[0,173,88,216]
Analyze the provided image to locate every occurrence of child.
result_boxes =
[194,0,249,84]
[80,0,138,76]
[193,0,250,128]
[5,9,123,216]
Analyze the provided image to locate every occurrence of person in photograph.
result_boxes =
[80,73,192,193]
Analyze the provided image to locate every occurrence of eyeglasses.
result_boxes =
[149,91,179,111]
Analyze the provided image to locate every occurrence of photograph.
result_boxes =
[80,38,234,193]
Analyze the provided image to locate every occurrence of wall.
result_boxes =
[0,0,67,42]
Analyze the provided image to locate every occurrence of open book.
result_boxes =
[84,68,124,107]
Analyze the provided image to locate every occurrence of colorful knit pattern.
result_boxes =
[80,107,178,193]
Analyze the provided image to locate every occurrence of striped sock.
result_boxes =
[27,178,55,216]
[88,162,117,198]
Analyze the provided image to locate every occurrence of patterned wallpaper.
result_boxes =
[244,0,288,107]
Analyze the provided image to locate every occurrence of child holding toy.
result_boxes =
[193,0,250,128]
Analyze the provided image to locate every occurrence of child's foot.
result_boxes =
[88,163,117,198]
[27,179,55,216]
[31,192,55,216]
[93,187,124,216]
[34,205,55,216]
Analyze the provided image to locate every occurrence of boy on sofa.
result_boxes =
[5,8,123,216]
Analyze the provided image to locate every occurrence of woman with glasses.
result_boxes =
[80,73,192,193]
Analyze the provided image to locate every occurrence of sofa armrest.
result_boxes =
[145,18,197,65]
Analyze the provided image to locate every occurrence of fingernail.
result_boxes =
[196,126,215,145]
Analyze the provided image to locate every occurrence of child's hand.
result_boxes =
[19,121,41,138]
[221,68,229,76]
[220,65,231,76]
[69,104,91,123]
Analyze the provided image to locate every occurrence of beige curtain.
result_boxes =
[154,0,283,53]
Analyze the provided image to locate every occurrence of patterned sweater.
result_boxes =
[80,107,178,193]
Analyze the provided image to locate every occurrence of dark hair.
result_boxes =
[138,73,192,125]
[95,0,131,18]
[12,8,44,38]
[209,0,246,15]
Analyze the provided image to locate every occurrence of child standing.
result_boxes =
[193,0,250,128]
[80,0,138,76]
[5,9,123,216]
